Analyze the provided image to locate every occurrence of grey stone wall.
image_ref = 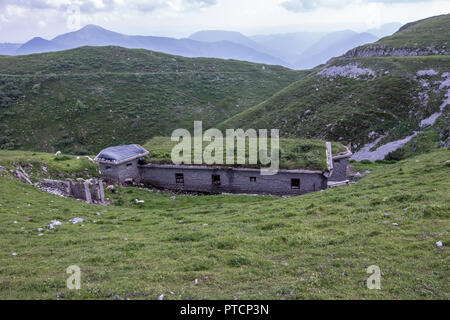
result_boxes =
[100,159,140,184]
[329,157,348,182]
[39,179,105,204]
[139,165,327,195]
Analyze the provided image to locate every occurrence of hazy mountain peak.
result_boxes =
[16,37,64,55]
[81,24,105,30]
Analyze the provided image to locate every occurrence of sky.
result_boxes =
[0,0,449,43]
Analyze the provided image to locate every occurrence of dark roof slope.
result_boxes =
[95,144,149,164]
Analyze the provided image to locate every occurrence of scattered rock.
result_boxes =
[170,196,176,200]
[54,151,61,156]
[12,252,17,256]
[69,217,84,224]
[383,214,390,218]
[417,69,438,77]
[48,220,62,229]
[194,279,199,285]
[392,223,399,226]
[135,199,144,204]
[157,294,164,300]
[318,63,376,79]
[14,168,32,185]
[436,241,443,247]
[38,233,44,237]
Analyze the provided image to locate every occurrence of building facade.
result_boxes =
[95,144,352,196]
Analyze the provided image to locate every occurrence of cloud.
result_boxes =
[280,0,435,12]
[0,0,218,14]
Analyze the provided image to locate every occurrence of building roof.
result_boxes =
[95,144,149,164]
[142,137,350,172]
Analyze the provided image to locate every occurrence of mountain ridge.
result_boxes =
[0,45,304,153]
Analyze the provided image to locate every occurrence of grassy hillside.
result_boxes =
[219,55,450,153]
[0,46,305,154]
[143,137,347,171]
[346,14,450,56]
[0,147,448,299]
[0,150,99,182]
[220,15,450,161]
[385,14,450,48]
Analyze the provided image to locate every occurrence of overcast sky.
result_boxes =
[0,0,449,42]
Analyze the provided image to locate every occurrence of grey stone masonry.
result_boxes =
[39,178,105,204]
[96,144,353,196]
[139,164,327,196]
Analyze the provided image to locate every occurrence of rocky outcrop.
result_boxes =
[318,64,376,79]
[342,45,450,59]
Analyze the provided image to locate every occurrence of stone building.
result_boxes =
[95,144,352,196]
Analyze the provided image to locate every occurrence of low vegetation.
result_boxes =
[0,46,304,154]
[355,14,450,51]
[0,150,99,182]
[219,55,450,152]
[143,137,347,171]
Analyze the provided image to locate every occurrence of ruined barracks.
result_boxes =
[95,143,352,196]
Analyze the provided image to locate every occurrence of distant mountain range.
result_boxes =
[0,23,402,69]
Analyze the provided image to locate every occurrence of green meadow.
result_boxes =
[0,148,448,299]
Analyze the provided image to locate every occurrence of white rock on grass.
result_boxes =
[392,223,399,226]
[48,220,62,229]
[12,252,17,256]
[318,64,375,79]
[417,69,438,77]
[157,294,164,300]
[135,199,145,204]
[69,217,84,224]
[436,241,443,247]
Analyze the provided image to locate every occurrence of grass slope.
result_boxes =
[219,55,450,155]
[0,150,99,182]
[0,46,305,154]
[355,14,450,52]
[0,148,448,299]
